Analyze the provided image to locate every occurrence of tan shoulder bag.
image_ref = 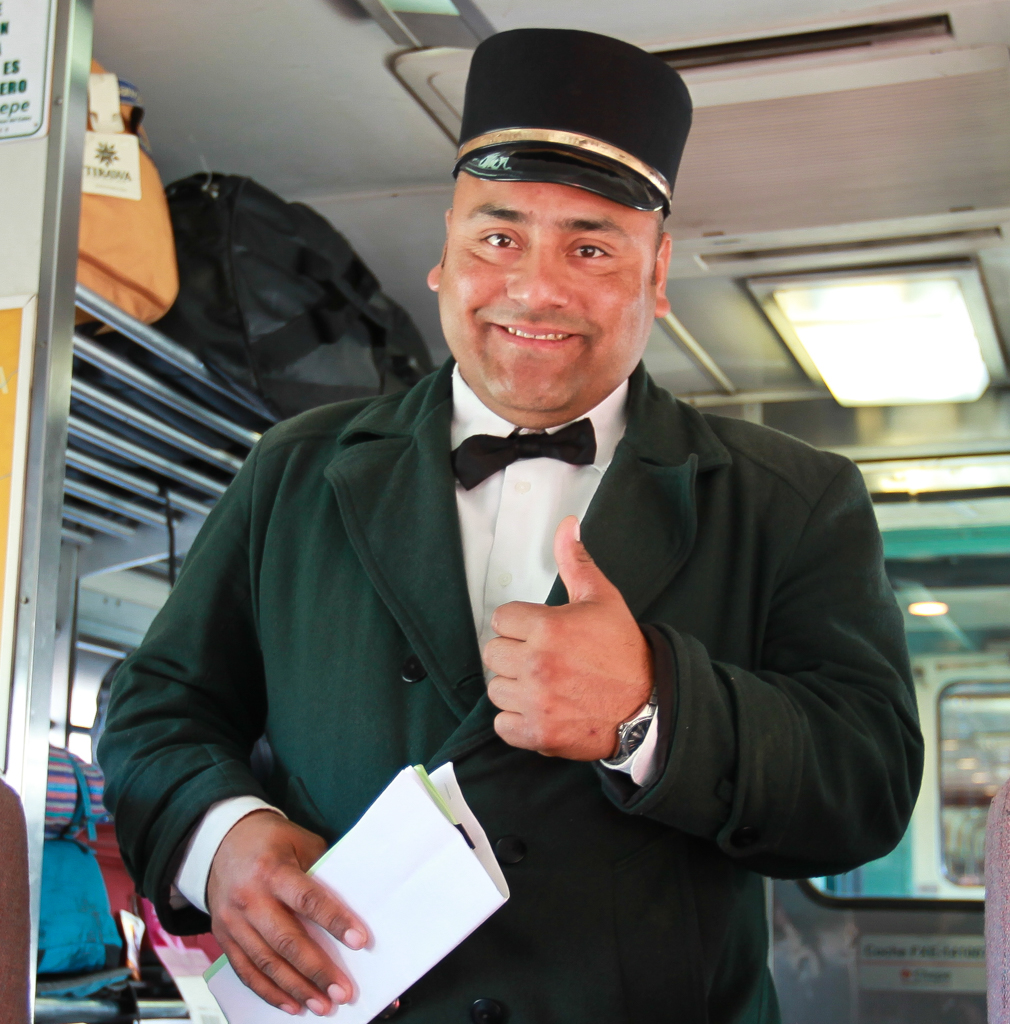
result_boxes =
[77,61,179,324]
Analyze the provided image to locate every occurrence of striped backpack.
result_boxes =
[38,747,122,977]
[45,745,108,840]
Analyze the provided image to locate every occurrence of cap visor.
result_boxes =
[456,145,667,214]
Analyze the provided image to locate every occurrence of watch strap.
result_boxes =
[595,624,678,802]
[602,691,658,768]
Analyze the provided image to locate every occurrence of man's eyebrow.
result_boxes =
[465,205,628,235]
[468,203,527,223]
[558,216,627,235]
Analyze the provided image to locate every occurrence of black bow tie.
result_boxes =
[451,419,597,490]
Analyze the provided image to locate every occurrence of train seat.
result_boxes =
[0,778,30,1024]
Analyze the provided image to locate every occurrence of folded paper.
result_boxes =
[206,763,508,1022]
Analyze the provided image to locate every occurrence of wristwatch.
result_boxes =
[602,687,658,768]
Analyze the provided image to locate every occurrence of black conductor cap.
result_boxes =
[454,28,693,216]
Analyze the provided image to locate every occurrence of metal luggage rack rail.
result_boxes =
[35,996,189,1023]
[64,285,275,550]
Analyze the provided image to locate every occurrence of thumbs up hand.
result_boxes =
[484,515,654,761]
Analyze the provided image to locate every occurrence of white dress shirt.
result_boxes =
[172,366,659,913]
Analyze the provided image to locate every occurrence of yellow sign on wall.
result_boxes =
[0,307,23,599]
[0,297,35,771]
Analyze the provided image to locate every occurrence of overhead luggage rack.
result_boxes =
[72,334,261,448]
[64,285,272,556]
[75,285,278,424]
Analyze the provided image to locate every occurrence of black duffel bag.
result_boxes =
[154,173,434,421]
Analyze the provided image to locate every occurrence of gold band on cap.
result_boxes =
[456,128,672,205]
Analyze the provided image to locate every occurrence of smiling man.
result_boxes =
[99,28,923,1024]
[434,181,669,430]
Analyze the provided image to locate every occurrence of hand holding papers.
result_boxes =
[206,763,509,1022]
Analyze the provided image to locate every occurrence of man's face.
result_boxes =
[427,174,672,428]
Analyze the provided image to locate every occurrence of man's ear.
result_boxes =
[427,253,444,292]
[427,209,452,292]
[653,233,672,318]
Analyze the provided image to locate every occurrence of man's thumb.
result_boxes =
[554,515,609,604]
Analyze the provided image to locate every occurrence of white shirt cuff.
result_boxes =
[171,796,286,913]
[605,711,661,788]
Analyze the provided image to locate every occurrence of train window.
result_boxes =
[66,650,123,763]
[809,540,1010,902]
[938,683,1010,886]
[54,569,168,763]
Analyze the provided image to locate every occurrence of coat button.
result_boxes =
[494,835,526,865]
[730,826,760,848]
[401,654,427,683]
[377,998,401,1019]
[470,998,506,1023]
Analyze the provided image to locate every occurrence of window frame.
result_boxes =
[803,658,1010,909]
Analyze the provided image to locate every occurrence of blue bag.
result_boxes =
[37,755,122,975]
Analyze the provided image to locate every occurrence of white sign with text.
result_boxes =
[0,0,56,141]
[858,935,986,993]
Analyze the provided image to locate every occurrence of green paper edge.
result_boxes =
[205,954,227,981]
[412,764,459,825]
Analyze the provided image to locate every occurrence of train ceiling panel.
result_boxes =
[475,0,971,51]
[357,0,495,48]
[680,224,1008,278]
[395,41,1010,238]
[391,19,992,130]
[676,63,1010,238]
[90,0,1010,200]
[91,0,459,197]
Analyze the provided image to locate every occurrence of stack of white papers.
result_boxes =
[206,763,509,1022]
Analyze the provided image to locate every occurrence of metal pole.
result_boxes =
[50,543,79,749]
[4,0,93,1009]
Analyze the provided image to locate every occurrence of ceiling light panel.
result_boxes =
[360,0,493,49]
[749,264,1005,406]
[908,600,950,617]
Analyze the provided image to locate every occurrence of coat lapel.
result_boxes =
[546,364,731,614]
[324,364,486,722]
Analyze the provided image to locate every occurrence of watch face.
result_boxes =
[615,719,651,761]
[623,720,650,750]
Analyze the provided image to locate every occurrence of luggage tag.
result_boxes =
[84,72,141,200]
[82,131,142,201]
[88,72,124,133]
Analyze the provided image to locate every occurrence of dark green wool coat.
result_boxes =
[98,361,923,1024]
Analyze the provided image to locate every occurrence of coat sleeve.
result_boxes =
[96,443,270,934]
[598,459,924,879]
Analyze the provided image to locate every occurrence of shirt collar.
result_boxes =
[451,363,628,471]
